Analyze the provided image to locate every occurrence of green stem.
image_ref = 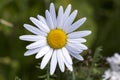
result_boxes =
[72,67,75,80]
[47,65,50,80]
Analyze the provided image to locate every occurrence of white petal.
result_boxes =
[57,49,65,72]
[35,46,50,59]
[114,53,120,58]
[19,35,46,42]
[60,49,73,71]
[68,30,92,38]
[63,58,73,71]
[62,4,71,26]
[57,6,64,28]
[45,10,55,29]
[66,45,83,54]
[37,15,47,25]
[24,47,41,56]
[50,50,57,75]
[68,38,86,43]
[23,24,44,35]
[49,3,57,27]
[69,52,84,61]
[40,49,53,69]
[57,4,71,29]
[30,17,50,32]
[62,47,72,64]
[66,17,87,33]
[26,40,47,49]
[63,10,78,31]
[67,42,88,50]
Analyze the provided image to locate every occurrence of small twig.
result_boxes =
[0,19,13,27]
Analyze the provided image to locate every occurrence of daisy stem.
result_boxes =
[47,64,50,80]
[72,67,76,80]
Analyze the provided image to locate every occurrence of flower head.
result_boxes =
[19,3,91,75]
[103,69,120,80]
[107,53,120,65]
[102,53,120,80]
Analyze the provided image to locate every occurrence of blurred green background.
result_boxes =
[0,0,120,80]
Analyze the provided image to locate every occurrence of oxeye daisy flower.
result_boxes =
[102,53,120,80]
[19,3,91,75]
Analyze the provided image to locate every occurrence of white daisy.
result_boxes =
[102,53,120,80]
[19,3,91,75]
[103,69,120,80]
[106,53,120,72]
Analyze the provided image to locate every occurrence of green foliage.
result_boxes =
[89,0,120,55]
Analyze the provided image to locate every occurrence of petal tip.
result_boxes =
[75,10,78,12]
[23,24,27,27]
[50,2,54,6]
[35,55,39,59]
[88,31,92,35]
[40,65,44,69]
[70,67,73,71]
[24,53,28,56]
[83,17,87,21]
[30,17,36,21]
[68,4,72,7]
[37,15,40,18]
[23,24,29,29]
[45,10,49,14]
[50,72,53,75]
[80,57,84,61]
[19,36,22,40]
[29,17,33,20]
[26,46,29,49]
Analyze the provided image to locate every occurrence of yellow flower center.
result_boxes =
[47,29,67,49]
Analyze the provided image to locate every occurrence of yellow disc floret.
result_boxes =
[47,29,67,49]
